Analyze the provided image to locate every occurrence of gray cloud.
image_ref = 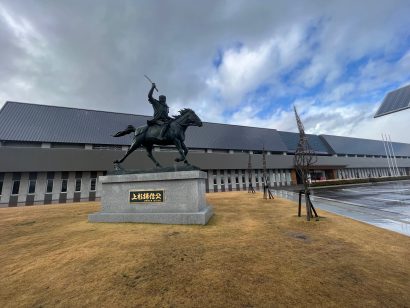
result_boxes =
[0,0,409,142]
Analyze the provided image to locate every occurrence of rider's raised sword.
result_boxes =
[144,74,158,92]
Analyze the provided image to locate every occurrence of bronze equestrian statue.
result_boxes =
[113,82,202,168]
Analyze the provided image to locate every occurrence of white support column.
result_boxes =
[251,170,257,190]
[53,172,62,203]
[224,170,230,191]
[17,172,29,205]
[0,173,12,207]
[66,172,75,202]
[232,170,239,191]
[238,170,243,191]
[95,171,104,199]
[281,170,286,186]
[276,170,280,186]
[207,170,214,192]
[216,170,222,192]
[81,171,91,201]
[286,170,291,186]
[269,169,274,187]
[34,172,47,205]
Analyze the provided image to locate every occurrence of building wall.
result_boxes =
[1,147,410,207]
[3,147,410,173]
[0,171,102,207]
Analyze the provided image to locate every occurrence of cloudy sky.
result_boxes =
[1,0,410,142]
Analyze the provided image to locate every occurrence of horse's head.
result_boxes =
[176,108,203,127]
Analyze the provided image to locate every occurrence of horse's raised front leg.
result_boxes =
[174,139,186,162]
[146,144,162,167]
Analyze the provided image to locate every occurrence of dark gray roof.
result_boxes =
[374,84,410,118]
[278,131,332,154]
[0,101,288,152]
[188,123,288,152]
[321,134,410,156]
[0,101,146,145]
[2,101,410,156]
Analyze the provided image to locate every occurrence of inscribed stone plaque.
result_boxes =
[129,190,164,203]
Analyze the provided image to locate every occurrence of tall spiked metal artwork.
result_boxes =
[293,106,319,221]
[247,153,255,193]
[262,146,274,199]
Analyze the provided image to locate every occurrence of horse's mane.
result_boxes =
[172,108,193,119]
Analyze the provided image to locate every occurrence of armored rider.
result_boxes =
[147,82,172,140]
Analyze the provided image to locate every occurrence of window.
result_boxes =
[45,172,54,193]
[61,179,68,192]
[90,171,97,191]
[28,180,36,194]
[0,173,3,195]
[11,172,21,195]
[27,172,37,194]
[75,179,81,192]
[12,180,20,195]
[46,179,53,193]
[90,178,96,191]
[61,172,69,193]
[75,171,82,192]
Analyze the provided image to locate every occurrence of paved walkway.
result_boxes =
[275,181,410,236]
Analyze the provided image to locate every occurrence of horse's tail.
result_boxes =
[112,125,136,137]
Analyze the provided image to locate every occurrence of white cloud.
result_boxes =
[0,0,410,144]
[206,25,308,106]
[206,42,272,105]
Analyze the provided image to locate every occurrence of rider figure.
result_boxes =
[147,82,172,140]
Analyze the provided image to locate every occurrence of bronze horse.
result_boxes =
[113,108,202,168]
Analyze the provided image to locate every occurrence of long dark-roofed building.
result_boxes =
[1,101,410,207]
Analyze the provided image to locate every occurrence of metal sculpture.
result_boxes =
[293,106,318,221]
[247,153,255,193]
[113,81,203,169]
[262,146,274,199]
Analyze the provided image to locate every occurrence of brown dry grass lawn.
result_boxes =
[0,192,409,307]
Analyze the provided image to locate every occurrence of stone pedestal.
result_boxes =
[88,170,213,225]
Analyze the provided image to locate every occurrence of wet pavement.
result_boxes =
[274,180,410,236]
